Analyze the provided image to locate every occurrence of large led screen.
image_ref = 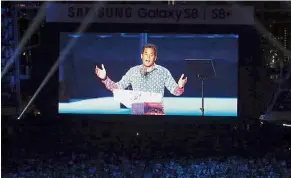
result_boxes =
[58,33,238,116]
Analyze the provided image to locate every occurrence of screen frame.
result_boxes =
[59,32,239,117]
[36,22,261,124]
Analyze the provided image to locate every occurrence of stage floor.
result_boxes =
[59,97,237,116]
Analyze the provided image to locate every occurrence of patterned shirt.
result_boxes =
[101,64,184,96]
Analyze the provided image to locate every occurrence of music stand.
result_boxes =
[185,59,216,116]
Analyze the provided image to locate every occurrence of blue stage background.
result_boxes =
[59,33,238,116]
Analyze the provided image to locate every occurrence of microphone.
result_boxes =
[141,67,148,77]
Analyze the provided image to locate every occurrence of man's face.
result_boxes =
[141,47,157,67]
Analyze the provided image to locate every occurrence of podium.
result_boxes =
[113,89,164,115]
[185,59,216,116]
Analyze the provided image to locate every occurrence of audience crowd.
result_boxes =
[2,118,291,177]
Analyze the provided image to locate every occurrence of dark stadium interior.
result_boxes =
[2,1,291,177]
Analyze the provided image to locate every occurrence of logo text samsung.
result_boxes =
[68,7,201,22]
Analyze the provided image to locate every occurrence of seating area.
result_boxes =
[2,118,291,177]
[2,152,290,177]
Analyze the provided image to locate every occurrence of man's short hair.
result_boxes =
[142,44,157,56]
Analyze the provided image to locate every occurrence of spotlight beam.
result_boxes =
[17,3,102,120]
[1,2,48,78]
[228,2,291,117]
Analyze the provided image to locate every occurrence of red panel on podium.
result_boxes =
[132,102,164,115]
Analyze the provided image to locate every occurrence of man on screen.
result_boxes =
[95,44,187,97]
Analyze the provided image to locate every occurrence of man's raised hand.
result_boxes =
[178,74,187,88]
[95,64,107,80]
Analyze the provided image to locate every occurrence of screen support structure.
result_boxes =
[185,59,216,116]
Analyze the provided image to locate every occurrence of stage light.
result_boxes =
[33,109,41,116]
[267,49,280,69]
